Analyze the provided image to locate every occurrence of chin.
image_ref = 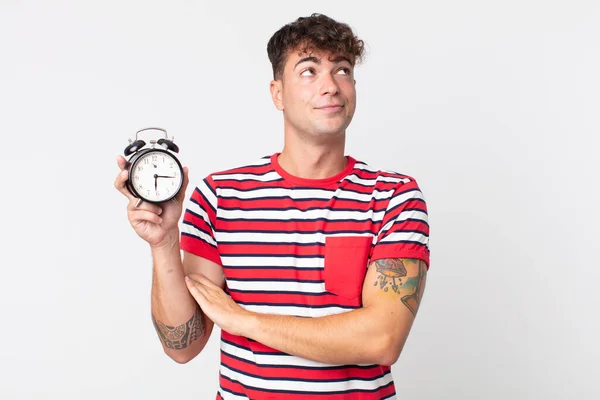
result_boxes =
[313,121,350,137]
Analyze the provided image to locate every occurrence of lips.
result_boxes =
[316,104,344,111]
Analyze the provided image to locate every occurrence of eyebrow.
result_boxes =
[294,55,353,69]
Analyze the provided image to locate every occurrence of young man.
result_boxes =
[115,13,430,400]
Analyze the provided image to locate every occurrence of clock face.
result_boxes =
[130,150,183,203]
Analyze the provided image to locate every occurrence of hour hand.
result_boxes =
[155,175,176,178]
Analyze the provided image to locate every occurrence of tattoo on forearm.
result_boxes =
[374,258,427,317]
[151,306,205,350]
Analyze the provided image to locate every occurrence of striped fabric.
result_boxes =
[180,153,430,399]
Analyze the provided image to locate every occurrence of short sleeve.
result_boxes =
[180,175,222,266]
[370,177,431,269]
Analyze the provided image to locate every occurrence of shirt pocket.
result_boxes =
[324,236,372,300]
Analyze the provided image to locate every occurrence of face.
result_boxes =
[270,47,357,141]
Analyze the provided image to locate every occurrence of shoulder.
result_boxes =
[187,154,273,208]
[210,154,273,177]
[351,156,423,191]
[199,154,275,190]
[350,157,429,222]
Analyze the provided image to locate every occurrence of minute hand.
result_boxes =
[155,175,176,178]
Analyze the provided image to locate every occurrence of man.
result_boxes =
[115,13,430,400]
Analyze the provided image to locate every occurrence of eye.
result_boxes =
[300,68,315,76]
[337,67,352,75]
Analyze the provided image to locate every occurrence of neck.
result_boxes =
[278,128,347,180]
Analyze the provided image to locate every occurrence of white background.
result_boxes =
[1,0,598,399]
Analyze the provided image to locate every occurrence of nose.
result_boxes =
[320,73,340,96]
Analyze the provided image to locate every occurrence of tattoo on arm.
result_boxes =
[151,306,205,350]
[373,258,427,317]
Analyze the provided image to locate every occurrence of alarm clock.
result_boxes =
[124,127,184,204]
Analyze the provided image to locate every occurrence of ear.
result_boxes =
[270,79,284,111]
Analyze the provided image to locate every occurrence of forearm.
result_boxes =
[244,306,393,366]
[150,230,209,362]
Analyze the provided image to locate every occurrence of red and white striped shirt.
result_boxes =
[180,153,430,400]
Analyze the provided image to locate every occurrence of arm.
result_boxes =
[113,155,224,364]
[186,257,427,366]
[240,257,427,366]
[150,231,225,364]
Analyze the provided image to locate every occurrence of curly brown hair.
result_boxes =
[267,13,366,80]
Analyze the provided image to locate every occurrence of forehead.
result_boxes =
[285,46,353,68]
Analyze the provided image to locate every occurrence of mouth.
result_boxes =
[315,105,344,112]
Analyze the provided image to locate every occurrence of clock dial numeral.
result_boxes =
[152,155,158,162]
[144,159,149,164]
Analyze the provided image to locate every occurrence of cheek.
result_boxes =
[343,83,356,103]
[283,90,311,110]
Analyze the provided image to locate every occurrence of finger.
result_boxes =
[114,169,135,201]
[174,166,189,204]
[186,272,205,282]
[189,273,218,289]
[185,280,205,303]
[116,155,128,171]
[127,197,163,215]
[186,274,217,293]
[185,276,209,298]
[129,209,163,225]
[186,273,216,289]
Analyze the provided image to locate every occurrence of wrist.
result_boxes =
[151,230,180,254]
[239,310,260,340]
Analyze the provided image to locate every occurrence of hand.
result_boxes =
[185,273,251,337]
[114,155,190,247]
